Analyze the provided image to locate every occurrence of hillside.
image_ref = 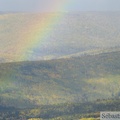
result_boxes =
[0,12,120,62]
[0,98,120,119]
[0,50,120,108]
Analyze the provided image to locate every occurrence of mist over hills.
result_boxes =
[0,12,120,62]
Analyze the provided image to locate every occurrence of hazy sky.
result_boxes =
[0,0,120,12]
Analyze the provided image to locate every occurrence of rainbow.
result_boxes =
[10,0,73,61]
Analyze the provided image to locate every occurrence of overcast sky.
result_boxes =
[0,0,120,12]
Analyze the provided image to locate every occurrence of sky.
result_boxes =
[0,0,120,12]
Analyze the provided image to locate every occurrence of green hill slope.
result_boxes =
[0,51,120,108]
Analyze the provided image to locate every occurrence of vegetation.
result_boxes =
[0,51,120,107]
[80,118,98,120]
[0,98,120,119]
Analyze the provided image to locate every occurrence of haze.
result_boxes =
[0,0,120,12]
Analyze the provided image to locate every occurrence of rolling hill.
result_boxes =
[0,50,120,108]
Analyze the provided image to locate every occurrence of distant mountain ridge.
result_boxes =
[0,12,120,63]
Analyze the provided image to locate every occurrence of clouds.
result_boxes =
[0,0,120,12]
[0,0,41,12]
[67,0,120,11]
